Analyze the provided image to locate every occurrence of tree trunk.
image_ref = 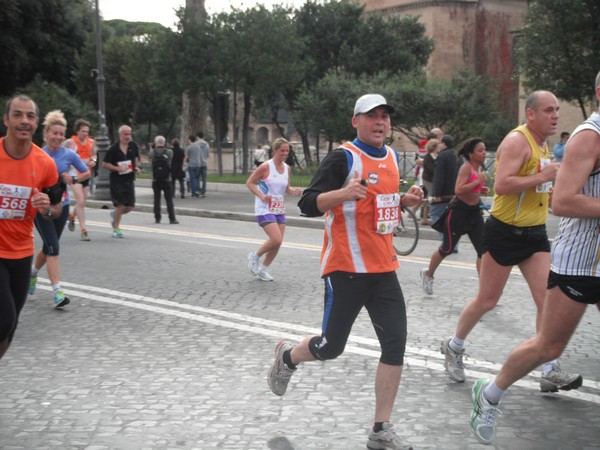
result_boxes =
[181,0,207,142]
[182,90,206,143]
[242,92,252,169]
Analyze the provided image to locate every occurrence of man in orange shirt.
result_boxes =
[267,94,423,450]
[0,94,63,361]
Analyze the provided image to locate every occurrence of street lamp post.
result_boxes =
[93,0,111,200]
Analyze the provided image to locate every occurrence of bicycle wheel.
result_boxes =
[393,206,419,256]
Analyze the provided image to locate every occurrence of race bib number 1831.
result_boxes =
[374,193,400,234]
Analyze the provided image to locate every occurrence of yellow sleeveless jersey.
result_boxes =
[491,125,552,227]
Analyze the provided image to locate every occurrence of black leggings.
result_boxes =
[309,271,407,366]
[0,256,32,342]
[33,204,69,256]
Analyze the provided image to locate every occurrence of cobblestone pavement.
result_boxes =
[0,186,597,450]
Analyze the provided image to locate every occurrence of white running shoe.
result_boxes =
[247,252,260,276]
[441,338,465,382]
[267,340,295,396]
[367,422,413,449]
[540,362,583,392]
[470,378,502,445]
[420,268,434,294]
[257,268,274,282]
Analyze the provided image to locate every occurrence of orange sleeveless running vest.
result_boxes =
[320,142,400,276]
[72,135,94,160]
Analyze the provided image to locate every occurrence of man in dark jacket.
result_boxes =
[430,135,461,236]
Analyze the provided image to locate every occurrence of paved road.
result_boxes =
[0,182,595,450]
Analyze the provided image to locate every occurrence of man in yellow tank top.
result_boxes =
[440,91,582,394]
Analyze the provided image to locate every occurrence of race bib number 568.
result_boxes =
[0,183,32,220]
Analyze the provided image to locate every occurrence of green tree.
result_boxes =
[0,75,95,145]
[343,14,433,77]
[0,0,94,97]
[74,22,179,143]
[517,0,600,118]
[288,1,434,162]
[388,68,511,149]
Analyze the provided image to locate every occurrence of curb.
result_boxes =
[85,180,444,238]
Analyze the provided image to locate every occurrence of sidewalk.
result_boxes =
[84,179,560,239]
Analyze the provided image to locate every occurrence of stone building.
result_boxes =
[360,0,585,146]
[362,0,528,122]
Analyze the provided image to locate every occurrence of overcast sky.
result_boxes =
[99,0,307,28]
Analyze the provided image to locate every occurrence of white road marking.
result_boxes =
[34,280,600,404]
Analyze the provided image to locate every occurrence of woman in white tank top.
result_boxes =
[245,138,303,281]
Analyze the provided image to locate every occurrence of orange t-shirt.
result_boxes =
[0,138,59,259]
[320,142,400,276]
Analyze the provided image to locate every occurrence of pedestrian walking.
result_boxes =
[266,94,423,450]
[170,138,186,199]
[440,91,582,393]
[184,133,202,198]
[197,131,210,197]
[429,135,459,232]
[0,95,63,361]
[149,135,179,224]
[246,137,302,282]
[102,125,141,238]
[420,138,441,225]
[253,144,267,168]
[469,71,600,446]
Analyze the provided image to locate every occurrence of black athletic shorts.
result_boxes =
[483,215,550,266]
[110,179,136,207]
[312,271,407,366]
[547,271,600,304]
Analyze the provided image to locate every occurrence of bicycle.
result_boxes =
[392,178,420,259]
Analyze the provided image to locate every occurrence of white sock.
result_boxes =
[31,266,39,277]
[483,379,504,405]
[449,336,465,353]
[542,360,558,376]
[52,283,61,292]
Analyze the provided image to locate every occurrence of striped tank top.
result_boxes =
[551,112,600,276]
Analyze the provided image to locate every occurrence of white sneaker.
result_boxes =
[540,362,583,392]
[367,422,413,449]
[247,252,260,276]
[470,378,502,445]
[257,268,274,282]
[420,268,434,294]
[441,338,465,382]
[267,340,296,396]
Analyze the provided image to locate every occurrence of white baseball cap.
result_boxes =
[353,94,395,116]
